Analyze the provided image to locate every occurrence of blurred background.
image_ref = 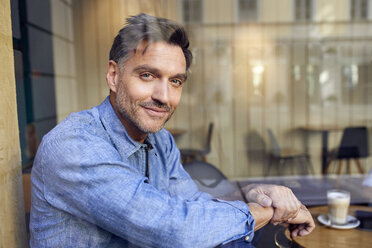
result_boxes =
[11,0,372,179]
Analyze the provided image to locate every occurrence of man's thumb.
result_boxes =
[258,194,272,207]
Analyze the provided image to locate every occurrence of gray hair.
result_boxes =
[109,13,192,71]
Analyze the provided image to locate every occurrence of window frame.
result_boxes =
[293,0,315,22]
[235,0,261,23]
[350,0,369,21]
[180,0,204,24]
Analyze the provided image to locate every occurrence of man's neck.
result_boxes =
[109,94,148,143]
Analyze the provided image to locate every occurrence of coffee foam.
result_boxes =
[328,192,350,204]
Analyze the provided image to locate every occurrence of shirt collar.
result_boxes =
[97,97,157,158]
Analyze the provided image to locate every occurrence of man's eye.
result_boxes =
[140,73,154,80]
[171,79,183,87]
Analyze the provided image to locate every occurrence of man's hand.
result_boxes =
[242,184,302,225]
[287,205,315,238]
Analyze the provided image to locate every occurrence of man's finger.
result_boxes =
[271,202,288,222]
[260,195,272,207]
[298,229,310,236]
[290,224,306,239]
[250,192,272,207]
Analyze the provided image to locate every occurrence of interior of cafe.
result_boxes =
[1,0,372,247]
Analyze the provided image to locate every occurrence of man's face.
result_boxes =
[114,42,187,135]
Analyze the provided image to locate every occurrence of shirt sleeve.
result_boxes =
[37,130,255,248]
[159,130,214,202]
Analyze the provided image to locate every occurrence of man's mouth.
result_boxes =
[140,101,170,112]
[139,101,170,118]
[142,106,169,118]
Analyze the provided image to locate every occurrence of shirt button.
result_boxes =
[244,236,250,242]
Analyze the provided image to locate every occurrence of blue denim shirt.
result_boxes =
[30,97,255,248]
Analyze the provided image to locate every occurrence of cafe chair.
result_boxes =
[23,172,31,239]
[183,160,268,246]
[183,160,243,199]
[325,126,369,175]
[180,122,214,163]
[266,129,314,176]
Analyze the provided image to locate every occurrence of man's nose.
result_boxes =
[152,79,169,104]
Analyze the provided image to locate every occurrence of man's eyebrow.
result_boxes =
[133,65,161,76]
[173,73,187,81]
[133,65,187,81]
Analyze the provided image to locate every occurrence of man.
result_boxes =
[30,14,314,247]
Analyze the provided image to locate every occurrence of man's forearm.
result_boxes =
[247,202,274,231]
[218,189,245,201]
[218,193,274,231]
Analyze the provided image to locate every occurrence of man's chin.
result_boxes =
[140,126,163,134]
[138,121,166,134]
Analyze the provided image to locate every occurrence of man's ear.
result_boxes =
[106,60,121,93]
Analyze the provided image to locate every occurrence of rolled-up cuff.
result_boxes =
[213,199,255,245]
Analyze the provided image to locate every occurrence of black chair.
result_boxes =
[266,129,314,176]
[180,123,214,163]
[325,126,369,174]
[183,160,267,246]
[183,160,242,198]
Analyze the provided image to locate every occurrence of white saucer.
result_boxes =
[317,214,360,229]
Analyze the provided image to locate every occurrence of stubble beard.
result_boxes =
[115,82,175,134]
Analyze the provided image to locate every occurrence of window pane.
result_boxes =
[183,0,202,23]
[239,0,258,22]
[351,0,369,20]
[295,0,313,21]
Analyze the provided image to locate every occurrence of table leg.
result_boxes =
[321,131,329,175]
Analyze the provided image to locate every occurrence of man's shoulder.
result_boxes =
[42,106,104,145]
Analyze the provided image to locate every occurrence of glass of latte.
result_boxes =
[327,189,350,225]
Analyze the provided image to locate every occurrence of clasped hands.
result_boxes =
[242,184,315,238]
